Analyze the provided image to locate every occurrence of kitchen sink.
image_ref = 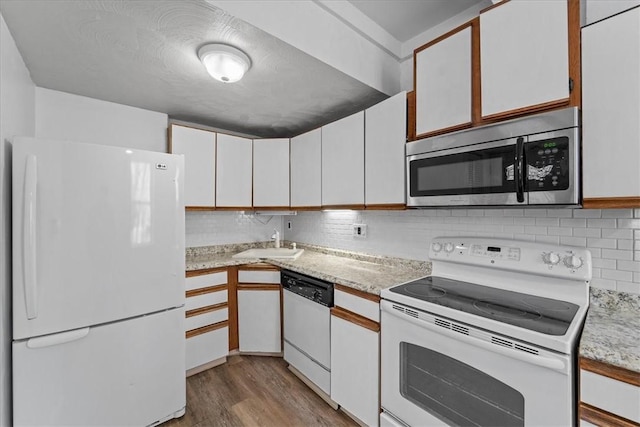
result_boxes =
[232,248,305,260]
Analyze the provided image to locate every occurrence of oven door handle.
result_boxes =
[383,304,567,372]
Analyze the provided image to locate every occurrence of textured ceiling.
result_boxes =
[0,0,387,138]
[348,0,488,42]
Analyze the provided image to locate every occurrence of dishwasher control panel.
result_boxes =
[282,270,334,307]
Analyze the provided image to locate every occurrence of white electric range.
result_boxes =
[380,236,591,427]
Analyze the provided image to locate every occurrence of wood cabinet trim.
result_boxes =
[568,0,581,107]
[186,284,227,298]
[583,197,640,209]
[213,206,254,211]
[580,402,639,427]
[479,0,510,15]
[289,206,322,211]
[237,283,281,291]
[471,17,482,125]
[581,357,640,387]
[335,284,381,303]
[365,204,406,210]
[407,91,416,141]
[186,302,228,318]
[321,204,366,210]
[186,267,228,278]
[186,206,217,211]
[331,306,380,332]
[481,98,570,123]
[238,264,281,272]
[414,20,474,55]
[228,266,239,351]
[250,206,292,211]
[185,320,228,339]
[414,122,474,140]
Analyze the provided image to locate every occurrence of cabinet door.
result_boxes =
[321,111,365,207]
[290,128,322,208]
[480,0,569,118]
[253,138,290,208]
[237,289,281,353]
[169,125,215,207]
[331,315,379,427]
[582,7,640,203]
[365,91,406,206]
[415,24,472,137]
[216,134,252,208]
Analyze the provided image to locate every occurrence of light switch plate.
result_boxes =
[353,223,367,238]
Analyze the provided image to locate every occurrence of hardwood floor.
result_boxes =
[163,355,358,427]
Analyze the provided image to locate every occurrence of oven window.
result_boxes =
[409,145,516,197]
[400,342,524,426]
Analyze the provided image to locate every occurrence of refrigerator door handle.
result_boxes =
[26,327,90,349]
[23,154,38,319]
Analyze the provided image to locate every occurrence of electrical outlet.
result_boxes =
[287,221,292,230]
[353,223,367,238]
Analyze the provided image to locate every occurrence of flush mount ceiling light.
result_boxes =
[198,43,251,83]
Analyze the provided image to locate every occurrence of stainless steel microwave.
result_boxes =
[407,107,580,207]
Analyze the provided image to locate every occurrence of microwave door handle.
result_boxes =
[515,137,525,203]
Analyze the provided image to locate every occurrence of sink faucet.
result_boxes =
[271,229,280,248]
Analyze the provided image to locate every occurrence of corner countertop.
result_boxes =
[579,288,640,374]
[186,242,431,295]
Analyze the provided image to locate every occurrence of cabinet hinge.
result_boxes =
[569,78,574,93]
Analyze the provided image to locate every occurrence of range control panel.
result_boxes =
[429,236,592,281]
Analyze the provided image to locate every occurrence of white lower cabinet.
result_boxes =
[331,286,381,427]
[185,269,229,375]
[237,268,282,354]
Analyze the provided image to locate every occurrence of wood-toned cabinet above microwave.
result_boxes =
[411,0,581,140]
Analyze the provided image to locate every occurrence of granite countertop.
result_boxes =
[186,241,431,295]
[579,288,640,374]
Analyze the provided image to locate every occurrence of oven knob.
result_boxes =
[563,255,583,269]
[444,243,454,253]
[432,242,442,253]
[542,252,561,265]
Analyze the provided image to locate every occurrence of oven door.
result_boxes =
[407,138,522,207]
[380,301,574,427]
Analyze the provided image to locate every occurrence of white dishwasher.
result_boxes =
[282,270,334,395]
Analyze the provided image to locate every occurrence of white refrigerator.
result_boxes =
[12,137,186,426]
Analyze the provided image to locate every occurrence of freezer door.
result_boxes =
[13,307,186,427]
[12,137,185,339]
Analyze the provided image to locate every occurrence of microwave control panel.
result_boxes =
[525,137,570,191]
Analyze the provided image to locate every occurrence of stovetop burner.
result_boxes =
[389,276,579,336]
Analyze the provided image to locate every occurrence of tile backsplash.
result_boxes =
[186,211,283,248]
[285,208,640,295]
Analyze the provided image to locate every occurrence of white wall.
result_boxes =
[186,211,283,248]
[285,209,640,295]
[35,88,168,152]
[0,12,36,426]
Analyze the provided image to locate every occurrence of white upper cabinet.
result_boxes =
[480,0,569,118]
[321,111,365,207]
[582,6,640,204]
[365,91,406,206]
[169,124,216,207]
[584,0,640,25]
[216,134,253,208]
[253,138,290,208]
[290,128,322,208]
[415,24,472,137]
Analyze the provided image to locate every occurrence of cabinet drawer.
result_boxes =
[335,286,380,322]
[185,308,228,332]
[185,290,227,311]
[581,369,640,423]
[186,326,228,371]
[186,270,227,291]
[238,270,280,284]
